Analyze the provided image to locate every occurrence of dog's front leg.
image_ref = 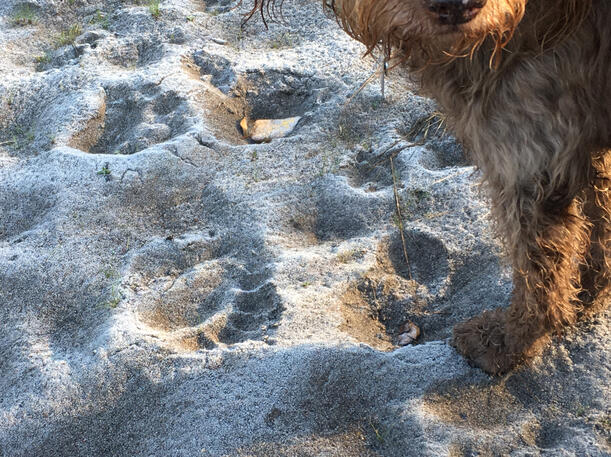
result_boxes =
[579,152,611,308]
[453,173,593,375]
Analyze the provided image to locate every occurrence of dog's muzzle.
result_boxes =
[427,0,486,25]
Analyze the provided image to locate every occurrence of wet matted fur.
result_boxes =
[245,0,611,374]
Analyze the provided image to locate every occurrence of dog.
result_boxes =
[244,0,611,374]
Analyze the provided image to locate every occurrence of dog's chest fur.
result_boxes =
[415,2,611,187]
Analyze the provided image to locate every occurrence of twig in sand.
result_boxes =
[431,168,472,185]
[345,56,388,105]
[379,56,387,99]
[405,111,446,142]
[390,157,413,280]
[364,111,446,171]
[0,140,16,146]
[363,138,422,174]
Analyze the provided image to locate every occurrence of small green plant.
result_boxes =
[359,139,372,151]
[90,10,110,29]
[97,163,111,176]
[103,283,122,308]
[370,99,381,110]
[34,52,52,65]
[12,4,38,26]
[369,419,388,443]
[318,149,341,176]
[148,0,161,19]
[102,268,118,280]
[186,15,195,22]
[55,23,82,48]
[229,28,244,50]
[25,130,35,143]
[100,268,122,308]
[575,405,588,417]
[11,126,35,150]
[407,189,432,212]
[336,249,362,264]
[250,166,261,183]
[269,32,296,49]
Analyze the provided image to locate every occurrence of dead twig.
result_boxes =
[379,56,387,100]
[345,56,387,106]
[431,168,472,185]
[390,157,413,280]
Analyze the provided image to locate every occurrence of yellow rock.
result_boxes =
[246,116,301,142]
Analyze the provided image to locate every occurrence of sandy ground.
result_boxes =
[0,1,609,456]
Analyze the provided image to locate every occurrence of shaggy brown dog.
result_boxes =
[245,0,611,374]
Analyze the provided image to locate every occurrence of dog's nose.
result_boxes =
[427,0,486,25]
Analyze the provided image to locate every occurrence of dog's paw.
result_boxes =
[452,308,518,375]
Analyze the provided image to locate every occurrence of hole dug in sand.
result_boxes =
[70,81,191,155]
[135,260,228,351]
[129,235,284,352]
[195,65,330,144]
[339,234,450,350]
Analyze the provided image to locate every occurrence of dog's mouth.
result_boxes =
[427,0,486,25]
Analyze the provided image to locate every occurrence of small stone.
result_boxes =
[242,117,301,143]
[397,321,420,346]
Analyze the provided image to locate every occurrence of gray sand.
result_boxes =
[0,1,609,456]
